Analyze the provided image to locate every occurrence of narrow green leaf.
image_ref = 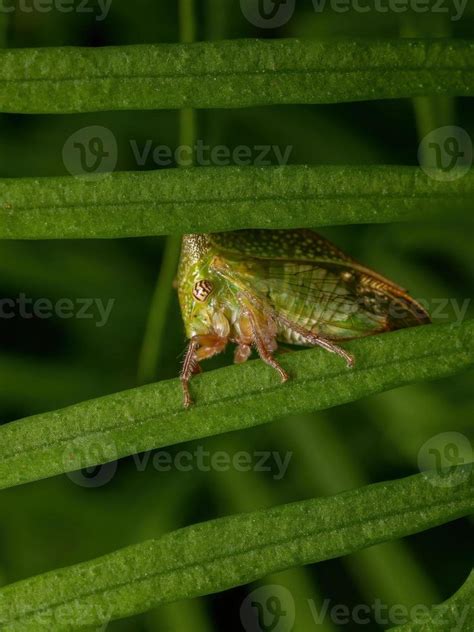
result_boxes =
[0,467,472,630]
[275,414,439,608]
[0,39,473,113]
[213,435,336,632]
[1,165,473,239]
[0,320,472,491]
[390,570,474,631]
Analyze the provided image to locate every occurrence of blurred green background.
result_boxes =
[0,1,473,630]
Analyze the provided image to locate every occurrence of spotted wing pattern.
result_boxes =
[210,229,430,342]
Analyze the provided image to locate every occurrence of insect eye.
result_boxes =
[192,280,214,302]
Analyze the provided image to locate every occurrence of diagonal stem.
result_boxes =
[137,0,197,385]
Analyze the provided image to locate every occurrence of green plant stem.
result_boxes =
[205,0,230,41]
[179,0,196,44]
[0,320,472,491]
[137,0,198,386]
[0,39,473,113]
[0,466,472,630]
[1,165,473,239]
[136,237,182,384]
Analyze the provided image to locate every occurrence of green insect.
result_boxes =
[176,229,430,408]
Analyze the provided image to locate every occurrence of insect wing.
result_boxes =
[210,229,352,264]
[210,229,430,340]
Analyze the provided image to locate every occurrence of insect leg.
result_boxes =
[181,335,228,408]
[211,259,353,369]
[180,337,199,408]
[277,314,355,368]
[234,344,252,364]
[240,286,354,367]
[242,304,289,383]
[211,259,290,379]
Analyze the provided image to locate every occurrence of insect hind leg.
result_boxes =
[278,314,355,368]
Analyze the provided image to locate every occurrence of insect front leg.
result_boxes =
[180,335,228,408]
[181,337,199,409]
[211,258,290,380]
[240,302,289,384]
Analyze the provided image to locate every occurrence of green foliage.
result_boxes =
[1,4,473,629]
[0,39,473,113]
[0,320,472,491]
[1,166,473,239]
[0,466,472,629]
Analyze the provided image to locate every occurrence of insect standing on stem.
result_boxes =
[176,229,431,408]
